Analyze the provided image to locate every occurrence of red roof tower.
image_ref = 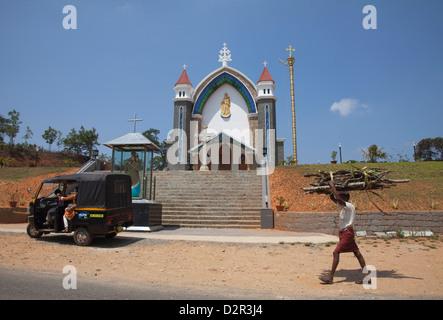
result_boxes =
[257,65,274,84]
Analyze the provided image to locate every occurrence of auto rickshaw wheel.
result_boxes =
[26,223,43,238]
[73,227,93,246]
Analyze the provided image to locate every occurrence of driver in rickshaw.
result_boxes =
[62,186,78,232]
[44,188,63,228]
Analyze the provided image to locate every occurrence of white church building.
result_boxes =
[166,44,285,171]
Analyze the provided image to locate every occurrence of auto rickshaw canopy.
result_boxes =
[42,172,132,209]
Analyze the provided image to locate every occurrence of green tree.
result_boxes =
[56,130,64,151]
[2,109,21,145]
[63,126,99,156]
[416,137,443,161]
[0,114,8,144]
[22,126,34,145]
[78,126,99,157]
[142,128,166,170]
[361,144,387,163]
[42,126,59,151]
[63,128,82,154]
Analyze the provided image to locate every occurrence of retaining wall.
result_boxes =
[274,211,443,236]
[0,207,27,224]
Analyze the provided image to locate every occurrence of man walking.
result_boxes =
[319,180,368,285]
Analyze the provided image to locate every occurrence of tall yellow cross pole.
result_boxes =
[279,45,298,164]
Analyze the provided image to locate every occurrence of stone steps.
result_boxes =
[153,170,262,228]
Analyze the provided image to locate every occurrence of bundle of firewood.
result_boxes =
[302,167,409,194]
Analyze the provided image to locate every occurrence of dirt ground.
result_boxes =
[1,167,442,299]
[0,231,442,299]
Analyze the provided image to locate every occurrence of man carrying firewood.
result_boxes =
[319,180,369,285]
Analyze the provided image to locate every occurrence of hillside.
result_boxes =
[0,147,90,207]
[0,160,441,212]
[0,147,89,167]
[270,162,442,213]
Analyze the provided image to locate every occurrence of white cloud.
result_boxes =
[330,98,369,117]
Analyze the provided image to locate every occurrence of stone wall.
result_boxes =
[274,211,443,236]
[0,207,27,224]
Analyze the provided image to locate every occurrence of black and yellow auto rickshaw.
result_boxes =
[26,172,133,246]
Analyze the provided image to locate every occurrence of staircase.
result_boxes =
[153,170,263,228]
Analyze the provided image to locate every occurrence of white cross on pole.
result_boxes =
[128,113,143,133]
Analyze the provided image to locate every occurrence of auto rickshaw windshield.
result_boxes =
[37,182,64,199]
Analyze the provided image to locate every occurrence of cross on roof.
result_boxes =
[128,113,143,133]
[183,64,187,70]
[263,61,268,67]
[218,43,232,67]
[286,45,295,58]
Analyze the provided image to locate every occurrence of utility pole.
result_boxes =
[279,45,298,164]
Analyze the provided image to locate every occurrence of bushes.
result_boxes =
[63,158,81,167]
[0,157,12,167]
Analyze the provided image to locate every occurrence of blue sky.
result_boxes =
[1,0,442,164]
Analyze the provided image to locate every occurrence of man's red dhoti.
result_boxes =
[334,228,360,253]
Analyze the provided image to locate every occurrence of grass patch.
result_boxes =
[295,162,442,183]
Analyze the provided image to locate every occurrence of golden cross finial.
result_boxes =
[286,45,295,58]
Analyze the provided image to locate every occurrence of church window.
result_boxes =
[265,104,270,160]
[178,106,184,162]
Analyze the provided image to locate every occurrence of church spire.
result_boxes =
[258,61,275,84]
[257,61,276,99]
[175,65,192,86]
[174,64,194,101]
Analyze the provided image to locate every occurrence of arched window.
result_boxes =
[265,104,270,160]
[178,106,184,162]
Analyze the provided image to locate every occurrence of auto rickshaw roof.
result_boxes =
[42,172,128,184]
[42,172,132,209]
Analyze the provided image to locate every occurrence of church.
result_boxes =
[165,44,285,171]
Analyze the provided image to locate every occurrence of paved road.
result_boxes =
[0,268,229,300]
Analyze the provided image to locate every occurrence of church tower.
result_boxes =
[256,63,282,165]
[171,66,194,170]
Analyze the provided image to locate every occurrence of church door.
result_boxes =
[218,145,231,170]
[239,153,248,170]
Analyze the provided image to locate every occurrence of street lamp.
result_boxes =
[262,147,268,209]
[413,142,416,161]
[338,142,342,164]
[35,147,39,167]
